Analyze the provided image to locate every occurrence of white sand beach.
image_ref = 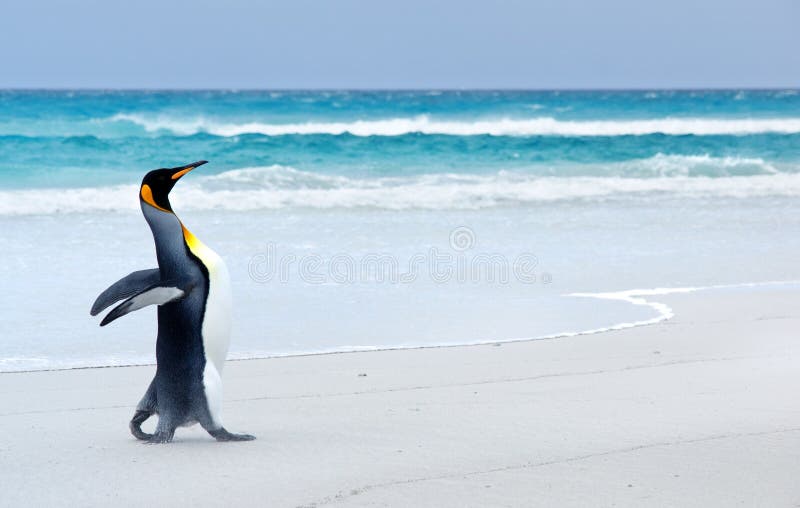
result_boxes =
[2,285,799,507]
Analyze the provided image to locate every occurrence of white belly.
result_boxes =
[202,256,232,427]
[183,226,232,428]
[202,256,232,374]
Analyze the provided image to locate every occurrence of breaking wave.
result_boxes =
[0,156,798,215]
[111,113,800,137]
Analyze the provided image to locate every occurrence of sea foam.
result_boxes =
[1,158,798,215]
[111,113,800,137]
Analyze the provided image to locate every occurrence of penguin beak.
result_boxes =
[171,160,207,181]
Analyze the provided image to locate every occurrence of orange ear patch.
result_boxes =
[171,166,194,180]
[140,184,171,213]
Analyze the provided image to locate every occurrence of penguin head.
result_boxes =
[140,160,207,212]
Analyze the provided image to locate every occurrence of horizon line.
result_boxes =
[0,86,798,93]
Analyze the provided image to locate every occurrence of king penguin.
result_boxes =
[91,161,255,443]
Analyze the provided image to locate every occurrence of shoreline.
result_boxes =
[4,279,798,375]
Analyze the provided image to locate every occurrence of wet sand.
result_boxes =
[2,286,799,507]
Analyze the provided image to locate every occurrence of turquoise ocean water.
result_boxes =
[1,90,799,371]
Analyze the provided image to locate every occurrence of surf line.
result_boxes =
[566,280,800,337]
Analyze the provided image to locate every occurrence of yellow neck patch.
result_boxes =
[181,223,200,249]
[181,222,219,271]
[140,184,171,213]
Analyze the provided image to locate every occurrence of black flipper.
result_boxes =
[99,280,188,326]
[91,269,161,316]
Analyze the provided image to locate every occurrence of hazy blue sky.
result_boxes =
[1,0,798,89]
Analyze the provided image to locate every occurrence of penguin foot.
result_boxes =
[129,410,153,441]
[145,430,175,444]
[208,427,256,442]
